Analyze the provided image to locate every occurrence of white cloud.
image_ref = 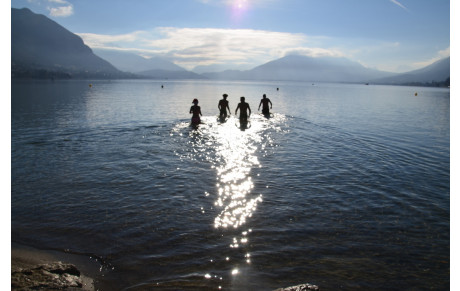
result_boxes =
[283,47,345,58]
[437,46,451,58]
[47,0,73,17]
[41,0,74,17]
[48,0,68,4]
[148,27,306,51]
[413,46,450,68]
[143,27,310,68]
[77,31,147,48]
[77,27,349,70]
[389,0,409,12]
[48,5,73,17]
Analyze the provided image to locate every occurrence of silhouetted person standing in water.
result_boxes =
[190,98,202,125]
[235,96,251,123]
[258,94,272,116]
[218,94,231,119]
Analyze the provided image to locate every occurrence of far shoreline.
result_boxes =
[10,76,451,89]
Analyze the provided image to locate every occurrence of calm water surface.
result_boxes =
[11,80,449,290]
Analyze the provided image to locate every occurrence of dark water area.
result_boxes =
[12,80,449,290]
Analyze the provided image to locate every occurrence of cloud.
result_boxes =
[143,27,310,68]
[27,0,75,17]
[48,0,69,3]
[77,31,147,48]
[413,46,450,68]
[77,27,347,70]
[283,47,345,58]
[389,0,409,12]
[437,46,451,58]
[48,4,73,17]
[148,27,305,50]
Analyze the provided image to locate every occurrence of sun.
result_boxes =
[230,0,249,22]
[236,0,247,9]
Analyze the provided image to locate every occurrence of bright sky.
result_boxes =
[10,0,451,73]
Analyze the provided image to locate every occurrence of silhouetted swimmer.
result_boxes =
[276,87,279,91]
[258,94,272,116]
[218,93,231,119]
[161,85,164,88]
[190,98,202,125]
[235,96,251,123]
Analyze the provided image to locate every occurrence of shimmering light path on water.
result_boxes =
[172,113,288,289]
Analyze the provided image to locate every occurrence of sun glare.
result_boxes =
[212,119,263,229]
[237,0,248,9]
[233,0,248,11]
[229,0,250,24]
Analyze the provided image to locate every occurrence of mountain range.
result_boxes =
[201,55,396,83]
[371,57,450,85]
[93,49,203,79]
[11,7,450,86]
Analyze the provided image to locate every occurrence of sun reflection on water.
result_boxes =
[173,113,286,228]
[210,117,264,230]
[172,113,286,286]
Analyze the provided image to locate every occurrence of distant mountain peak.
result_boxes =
[202,54,395,83]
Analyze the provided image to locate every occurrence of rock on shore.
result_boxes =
[274,283,320,291]
[11,246,94,290]
[12,261,91,290]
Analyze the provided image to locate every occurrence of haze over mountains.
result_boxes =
[11,7,449,86]
[202,55,395,83]
[94,49,203,79]
[371,57,450,85]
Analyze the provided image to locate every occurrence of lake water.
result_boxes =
[11,79,450,290]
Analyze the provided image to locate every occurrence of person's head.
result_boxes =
[263,94,267,99]
[193,99,198,104]
[240,96,245,102]
[223,94,228,99]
